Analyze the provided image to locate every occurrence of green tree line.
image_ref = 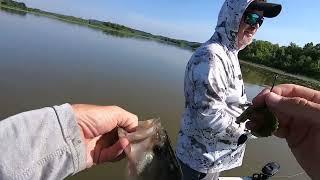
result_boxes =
[239,40,320,79]
[0,0,26,9]
[1,0,320,80]
[0,0,201,51]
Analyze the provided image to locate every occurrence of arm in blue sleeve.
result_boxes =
[0,104,86,180]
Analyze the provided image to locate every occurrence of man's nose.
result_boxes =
[249,23,259,29]
[253,23,260,29]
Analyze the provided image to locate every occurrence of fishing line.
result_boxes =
[272,172,305,179]
[270,74,278,92]
[242,161,305,179]
[241,161,258,173]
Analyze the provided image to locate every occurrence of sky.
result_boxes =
[20,0,320,46]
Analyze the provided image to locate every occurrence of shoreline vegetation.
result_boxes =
[1,0,319,89]
[0,1,201,50]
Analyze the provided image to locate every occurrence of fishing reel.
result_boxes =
[251,162,280,180]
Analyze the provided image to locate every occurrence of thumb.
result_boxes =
[266,92,320,121]
[98,138,129,163]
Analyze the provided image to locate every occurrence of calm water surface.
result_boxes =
[0,9,309,179]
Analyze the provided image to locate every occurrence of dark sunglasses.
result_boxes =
[244,12,264,27]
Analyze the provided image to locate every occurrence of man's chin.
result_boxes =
[238,37,253,50]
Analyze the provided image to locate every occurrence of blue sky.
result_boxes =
[20,0,319,46]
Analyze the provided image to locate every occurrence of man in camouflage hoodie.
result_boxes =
[176,0,282,179]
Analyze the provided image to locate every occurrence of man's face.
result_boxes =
[237,10,263,50]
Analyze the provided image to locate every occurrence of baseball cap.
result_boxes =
[247,0,282,18]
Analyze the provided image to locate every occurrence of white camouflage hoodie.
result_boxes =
[176,0,255,173]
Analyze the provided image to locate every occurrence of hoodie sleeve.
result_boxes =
[0,104,86,180]
[186,49,242,141]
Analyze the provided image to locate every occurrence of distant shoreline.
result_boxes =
[240,60,320,89]
[1,3,319,89]
[0,4,201,51]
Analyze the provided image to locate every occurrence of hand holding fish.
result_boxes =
[72,104,138,168]
[118,119,182,180]
[246,84,320,180]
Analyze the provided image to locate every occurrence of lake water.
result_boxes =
[0,8,309,180]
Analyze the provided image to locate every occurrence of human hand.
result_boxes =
[72,104,138,168]
[246,84,320,179]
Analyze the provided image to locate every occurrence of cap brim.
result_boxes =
[248,2,282,18]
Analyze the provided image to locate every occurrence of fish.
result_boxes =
[236,75,279,137]
[236,105,279,137]
[118,118,183,180]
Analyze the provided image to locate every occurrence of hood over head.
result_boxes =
[214,0,255,51]
[213,0,281,51]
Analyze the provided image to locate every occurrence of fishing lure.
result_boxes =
[236,75,279,137]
